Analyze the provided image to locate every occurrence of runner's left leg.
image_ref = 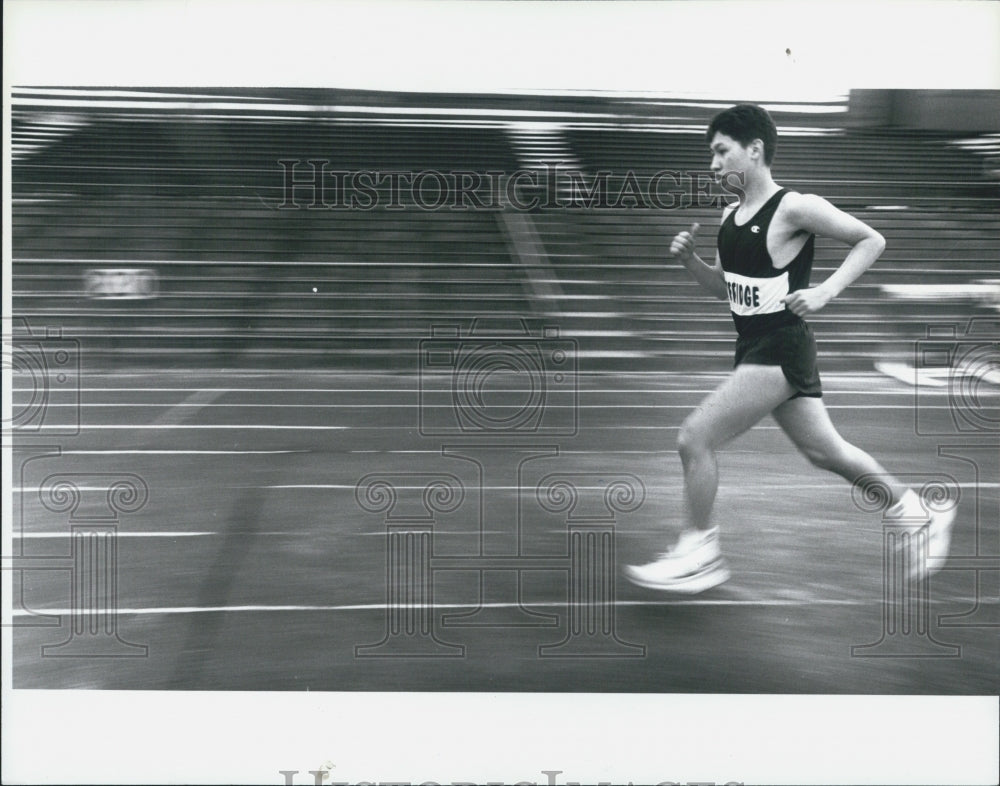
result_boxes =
[771,394,956,575]
[771,395,909,504]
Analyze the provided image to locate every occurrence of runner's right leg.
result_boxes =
[625,364,795,592]
[678,364,796,530]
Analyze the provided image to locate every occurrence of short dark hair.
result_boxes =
[706,104,778,166]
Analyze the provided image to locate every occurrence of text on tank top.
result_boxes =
[717,188,815,336]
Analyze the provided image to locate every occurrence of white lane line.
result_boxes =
[266,484,376,489]
[15,532,216,538]
[11,530,503,538]
[14,482,1000,493]
[74,424,350,429]
[263,484,645,491]
[285,481,1000,490]
[148,388,228,428]
[354,530,509,536]
[12,387,971,397]
[34,422,947,430]
[15,486,135,492]
[19,402,987,410]
[59,450,311,455]
[10,371,943,381]
[10,599,879,616]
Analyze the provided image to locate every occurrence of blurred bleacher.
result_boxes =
[11,87,1000,373]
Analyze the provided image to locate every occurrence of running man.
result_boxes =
[626,104,955,593]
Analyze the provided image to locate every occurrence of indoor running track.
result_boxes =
[9,368,999,694]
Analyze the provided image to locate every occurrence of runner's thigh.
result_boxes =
[771,393,847,460]
[683,364,796,449]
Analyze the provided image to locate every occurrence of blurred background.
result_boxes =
[10,87,1000,374]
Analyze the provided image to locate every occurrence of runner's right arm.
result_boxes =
[670,221,728,300]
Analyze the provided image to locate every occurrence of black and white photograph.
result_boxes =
[3,1,998,784]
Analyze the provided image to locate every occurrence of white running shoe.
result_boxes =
[625,527,730,593]
[888,489,957,578]
[925,504,957,576]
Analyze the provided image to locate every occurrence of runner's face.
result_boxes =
[709,132,759,182]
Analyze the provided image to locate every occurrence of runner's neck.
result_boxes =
[737,174,782,215]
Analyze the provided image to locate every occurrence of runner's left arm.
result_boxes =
[781,193,886,316]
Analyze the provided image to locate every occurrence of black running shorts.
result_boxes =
[734,320,823,398]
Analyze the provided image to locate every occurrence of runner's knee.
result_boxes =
[801,441,849,473]
[678,417,711,460]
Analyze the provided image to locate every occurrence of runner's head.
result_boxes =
[707,104,778,176]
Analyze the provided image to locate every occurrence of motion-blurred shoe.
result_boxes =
[925,505,957,576]
[625,527,729,593]
[887,489,957,578]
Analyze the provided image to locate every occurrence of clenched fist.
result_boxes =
[670,223,700,262]
[782,286,832,316]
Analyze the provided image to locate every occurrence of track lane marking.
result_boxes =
[15,532,216,538]
[10,599,881,615]
[18,402,987,410]
[14,482,999,492]
[58,449,310,454]
[71,424,350,429]
[11,387,977,396]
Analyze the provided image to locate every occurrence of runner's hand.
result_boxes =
[783,287,832,316]
[669,223,700,262]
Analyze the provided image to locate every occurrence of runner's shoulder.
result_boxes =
[779,190,829,219]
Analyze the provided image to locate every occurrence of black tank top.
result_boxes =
[717,188,814,337]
